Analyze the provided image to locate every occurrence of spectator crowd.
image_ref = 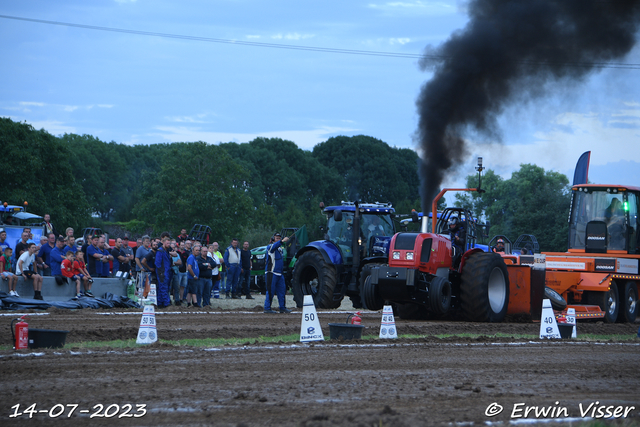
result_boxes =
[1,220,262,307]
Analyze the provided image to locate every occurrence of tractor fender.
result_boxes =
[295,241,343,266]
[458,247,485,273]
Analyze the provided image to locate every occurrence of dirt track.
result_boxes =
[1,295,639,426]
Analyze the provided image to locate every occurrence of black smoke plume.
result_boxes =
[416,0,640,212]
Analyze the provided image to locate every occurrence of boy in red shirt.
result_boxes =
[73,250,93,296]
[62,251,83,298]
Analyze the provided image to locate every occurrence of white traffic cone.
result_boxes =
[136,304,158,344]
[379,305,397,339]
[299,295,324,343]
[539,299,561,339]
[147,283,158,305]
[566,307,577,338]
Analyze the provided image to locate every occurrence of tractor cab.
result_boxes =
[568,185,640,254]
[324,202,395,264]
[435,208,477,248]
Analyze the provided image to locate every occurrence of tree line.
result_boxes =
[1,117,571,251]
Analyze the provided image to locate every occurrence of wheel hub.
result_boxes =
[607,294,617,315]
[487,267,506,313]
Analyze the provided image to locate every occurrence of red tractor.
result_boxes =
[365,158,512,321]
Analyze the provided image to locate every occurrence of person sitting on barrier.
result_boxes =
[492,238,505,253]
[16,243,44,300]
[1,246,18,296]
[62,251,83,298]
[74,250,93,296]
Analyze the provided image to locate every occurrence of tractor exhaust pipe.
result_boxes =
[421,216,429,233]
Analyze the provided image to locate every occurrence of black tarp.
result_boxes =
[0,292,140,311]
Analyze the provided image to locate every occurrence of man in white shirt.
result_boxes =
[16,243,44,300]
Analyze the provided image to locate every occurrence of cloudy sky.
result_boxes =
[2,0,639,188]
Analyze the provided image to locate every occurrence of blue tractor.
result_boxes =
[292,201,396,308]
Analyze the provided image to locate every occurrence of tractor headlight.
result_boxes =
[392,251,400,260]
[406,252,414,260]
[255,254,265,260]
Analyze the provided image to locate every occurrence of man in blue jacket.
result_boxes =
[49,236,66,287]
[264,233,291,314]
[155,237,173,308]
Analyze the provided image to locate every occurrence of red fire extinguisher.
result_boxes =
[350,312,362,325]
[11,315,29,350]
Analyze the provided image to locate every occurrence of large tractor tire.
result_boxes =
[617,281,638,323]
[292,251,341,309]
[586,282,620,323]
[360,263,384,311]
[544,286,567,311]
[429,276,452,315]
[460,252,510,322]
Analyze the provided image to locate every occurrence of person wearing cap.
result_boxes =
[493,238,505,253]
[264,232,291,314]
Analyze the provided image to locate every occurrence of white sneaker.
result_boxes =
[9,290,16,296]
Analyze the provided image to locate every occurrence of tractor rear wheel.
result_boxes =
[292,251,340,309]
[617,281,638,323]
[360,264,384,311]
[460,252,510,322]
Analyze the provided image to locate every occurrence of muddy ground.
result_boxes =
[1,295,639,426]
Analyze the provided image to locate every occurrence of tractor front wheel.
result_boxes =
[429,276,452,315]
[360,264,384,311]
[460,252,510,322]
[587,283,620,323]
[292,251,340,309]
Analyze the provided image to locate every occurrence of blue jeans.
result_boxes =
[220,270,228,294]
[201,278,212,306]
[213,279,221,298]
[226,265,240,295]
[177,271,188,299]
[194,278,204,307]
[171,271,182,303]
